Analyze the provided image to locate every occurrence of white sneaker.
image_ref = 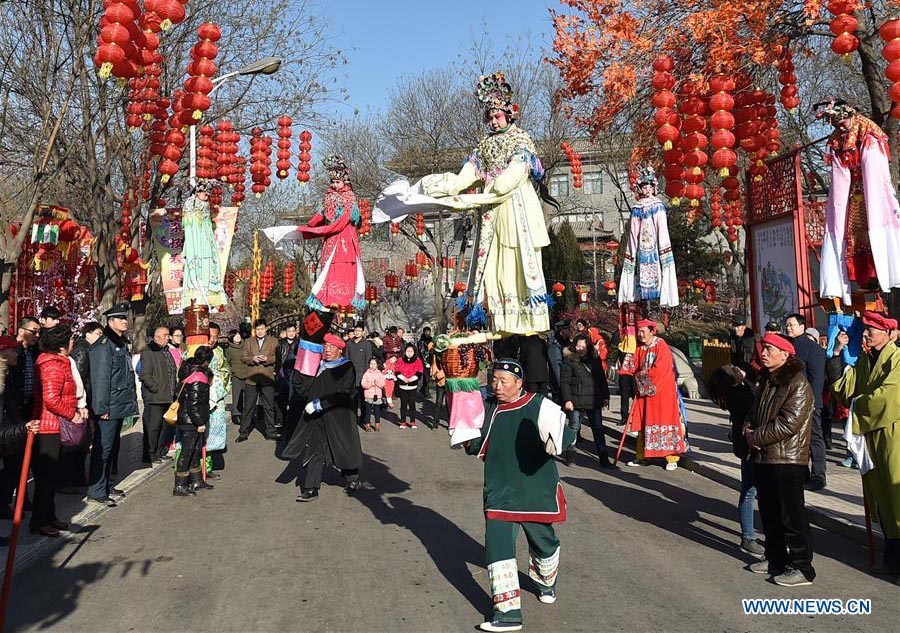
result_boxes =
[665,461,678,471]
[626,460,641,467]
[410,423,418,429]
[479,621,522,632]
[626,431,638,438]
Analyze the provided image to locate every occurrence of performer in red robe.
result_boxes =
[627,318,686,470]
[299,155,365,312]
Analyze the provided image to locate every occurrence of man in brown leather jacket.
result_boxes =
[237,318,278,442]
[744,333,815,587]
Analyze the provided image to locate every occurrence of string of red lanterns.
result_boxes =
[260,261,275,301]
[679,79,708,209]
[880,18,900,119]
[297,130,312,184]
[95,0,142,80]
[415,213,426,236]
[283,261,295,295]
[358,199,372,236]
[276,116,292,179]
[652,54,684,205]
[183,23,220,123]
[827,1,860,58]
[776,45,800,111]
[560,141,583,188]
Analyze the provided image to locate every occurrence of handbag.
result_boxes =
[59,416,89,447]
[163,382,188,426]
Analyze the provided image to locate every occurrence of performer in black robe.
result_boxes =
[283,332,362,501]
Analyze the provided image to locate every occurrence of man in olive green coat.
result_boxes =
[830,310,900,574]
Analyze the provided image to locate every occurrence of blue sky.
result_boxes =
[333,0,558,115]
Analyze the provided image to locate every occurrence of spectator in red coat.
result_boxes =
[31,324,80,537]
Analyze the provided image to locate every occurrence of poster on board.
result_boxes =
[750,216,800,331]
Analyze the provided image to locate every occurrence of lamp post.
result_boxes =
[189,56,283,185]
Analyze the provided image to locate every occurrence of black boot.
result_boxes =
[174,474,196,496]
[191,473,214,491]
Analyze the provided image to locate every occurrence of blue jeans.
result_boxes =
[739,459,758,540]
[88,417,123,499]
[570,409,608,457]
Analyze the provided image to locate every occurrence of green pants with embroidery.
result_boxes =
[485,519,560,624]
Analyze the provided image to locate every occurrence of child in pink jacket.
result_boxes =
[360,358,386,432]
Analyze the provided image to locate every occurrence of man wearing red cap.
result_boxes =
[745,332,816,587]
[283,332,362,501]
[830,310,900,574]
[626,319,686,471]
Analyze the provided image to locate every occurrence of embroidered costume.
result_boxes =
[205,343,231,455]
[180,181,226,309]
[629,333,686,463]
[814,100,900,305]
[299,156,366,312]
[618,168,679,308]
[465,367,574,629]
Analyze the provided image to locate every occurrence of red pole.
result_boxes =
[0,430,35,633]
[201,445,207,483]
[614,408,633,466]
[863,486,876,568]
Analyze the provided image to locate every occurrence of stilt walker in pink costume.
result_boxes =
[815,99,900,305]
[299,155,366,312]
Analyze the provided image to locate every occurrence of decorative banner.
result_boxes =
[150,206,238,315]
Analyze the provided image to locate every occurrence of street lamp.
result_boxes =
[189,56,284,185]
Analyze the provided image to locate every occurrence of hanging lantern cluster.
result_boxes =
[158,121,186,184]
[708,74,737,180]
[415,213,426,236]
[283,261,295,295]
[224,272,236,300]
[196,125,218,179]
[602,280,617,296]
[358,199,372,236]
[148,98,169,159]
[776,45,800,111]
[679,79,707,208]
[297,130,312,184]
[365,284,378,305]
[415,251,430,270]
[710,188,723,228]
[276,116,292,179]
[385,270,400,293]
[120,200,133,243]
[651,55,684,204]
[405,260,419,281]
[230,156,247,206]
[441,256,457,271]
[215,121,239,181]
[560,141,583,188]
[828,0,860,58]
[250,128,272,197]
[552,282,565,298]
[260,261,275,301]
[95,0,143,80]
[183,23,220,123]
[692,278,707,295]
[880,18,900,119]
[390,221,400,236]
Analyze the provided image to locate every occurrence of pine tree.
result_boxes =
[543,220,586,309]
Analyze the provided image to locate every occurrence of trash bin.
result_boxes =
[688,336,703,361]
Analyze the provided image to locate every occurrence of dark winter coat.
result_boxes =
[276,337,299,390]
[139,340,178,404]
[70,337,93,409]
[519,334,550,384]
[0,357,26,457]
[345,337,374,386]
[729,328,757,376]
[9,343,39,405]
[747,357,813,466]
[725,380,756,459]
[559,347,610,411]
[177,363,210,431]
[224,342,249,380]
[789,333,826,410]
[282,357,361,470]
[89,326,138,420]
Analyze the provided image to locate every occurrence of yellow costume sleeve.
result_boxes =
[422,161,481,197]
[485,158,529,196]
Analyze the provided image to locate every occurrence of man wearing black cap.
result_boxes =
[465,359,574,632]
[728,315,756,378]
[87,302,138,507]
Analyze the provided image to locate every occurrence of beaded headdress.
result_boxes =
[476,71,519,122]
[634,165,658,190]
[323,155,351,182]
[813,98,858,123]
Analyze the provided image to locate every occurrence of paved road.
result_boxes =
[7,408,899,632]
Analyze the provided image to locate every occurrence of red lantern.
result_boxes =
[390,221,400,236]
[284,261,295,295]
[405,260,419,281]
[551,281,565,298]
[602,280,617,296]
[385,271,400,292]
[453,281,467,296]
[365,284,378,305]
[577,285,590,305]
[157,0,187,31]
[881,19,900,119]
[776,45,801,111]
[415,213,426,236]
[415,251,430,269]
[708,74,737,178]
[183,23,220,122]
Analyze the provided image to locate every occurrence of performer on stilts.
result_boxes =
[180,179,226,310]
[298,155,366,313]
[464,359,574,632]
